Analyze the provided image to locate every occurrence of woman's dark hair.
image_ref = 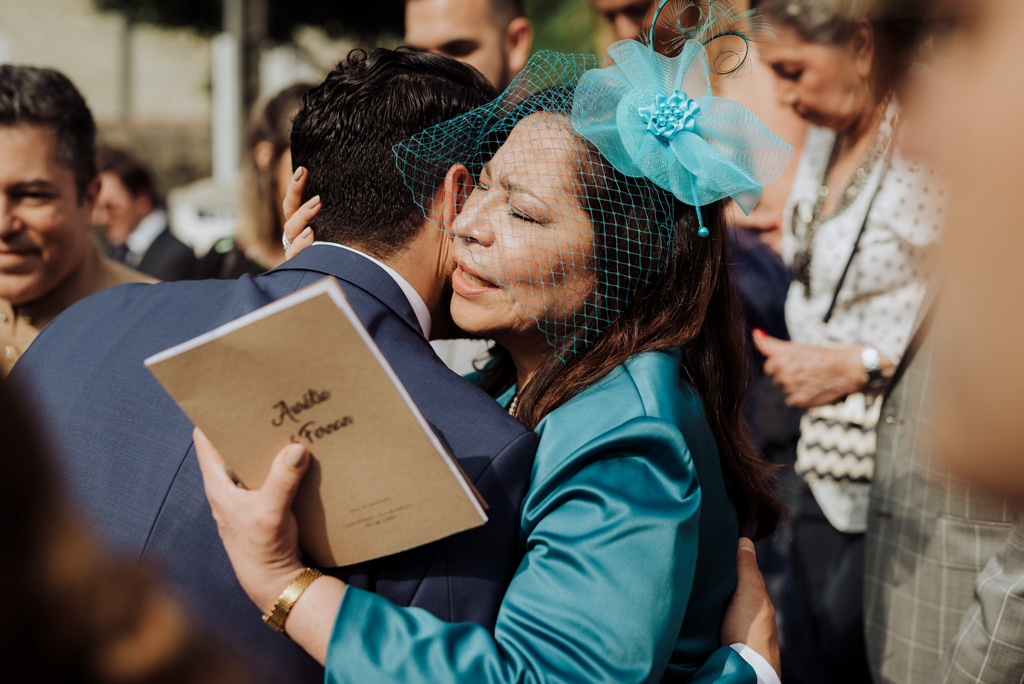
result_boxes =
[478,111,783,539]
[290,47,496,259]
[755,0,924,96]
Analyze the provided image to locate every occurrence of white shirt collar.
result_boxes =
[311,241,432,339]
[125,208,168,255]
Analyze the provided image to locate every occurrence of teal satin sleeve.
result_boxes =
[686,647,758,684]
[327,411,737,679]
[325,417,707,683]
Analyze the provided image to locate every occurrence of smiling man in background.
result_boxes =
[0,65,151,378]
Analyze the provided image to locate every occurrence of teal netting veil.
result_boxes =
[395,52,678,362]
[394,8,792,362]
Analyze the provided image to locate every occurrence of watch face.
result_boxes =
[861,346,882,371]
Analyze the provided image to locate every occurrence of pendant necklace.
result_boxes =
[792,94,895,299]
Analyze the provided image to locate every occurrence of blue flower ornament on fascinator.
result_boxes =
[572,0,794,236]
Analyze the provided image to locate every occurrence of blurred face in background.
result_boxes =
[592,0,653,40]
[405,0,533,90]
[761,23,875,134]
[0,124,94,306]
[253,140,293,227]
[92,172,152,246]
[929,0,1024,498]
[591,0,689,54]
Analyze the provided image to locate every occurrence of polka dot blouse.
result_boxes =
[781,101,943,365]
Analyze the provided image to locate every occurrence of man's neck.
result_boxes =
[384,250,445,323]
[376,225,452,335]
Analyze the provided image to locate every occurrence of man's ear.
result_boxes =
[135,190,154,217]
[505,17,534,78]
[82,176,101,210]
[441,164,472,237]
[850,20,875,81]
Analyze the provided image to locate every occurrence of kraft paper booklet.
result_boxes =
[145,277,487,567]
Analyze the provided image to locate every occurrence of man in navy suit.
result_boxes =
[11,48,536,684]
[92,146,197,281]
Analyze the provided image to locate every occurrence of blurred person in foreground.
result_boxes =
[94,146,197,281]
[0,65,152,379]
[849,13,1024,682]
[930,0,1024,504]
[404,0,533,91]
[923,0,1024,678]
[194,82,312,280]
[0,377,249,684]
[754,0,943,681]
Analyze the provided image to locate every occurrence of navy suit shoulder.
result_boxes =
[12,244,536,684]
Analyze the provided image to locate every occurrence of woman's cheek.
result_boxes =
[493,233,532,286]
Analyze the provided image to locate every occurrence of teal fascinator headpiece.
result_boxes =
[571,1,794,235]
[395,1,794,361]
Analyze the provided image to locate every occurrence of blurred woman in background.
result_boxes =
[754,0,942,681]
[195,82,312,279]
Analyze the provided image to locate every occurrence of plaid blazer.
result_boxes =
[937,520,1024,683]
[864,299,1019,684]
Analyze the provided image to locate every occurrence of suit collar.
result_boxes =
[310,242,431,338]
[126,208,168,255]
[269,244,424,337]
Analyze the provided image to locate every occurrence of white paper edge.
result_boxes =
[144,277,488,522]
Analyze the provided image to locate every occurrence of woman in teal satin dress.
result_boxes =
[194,12,791,682]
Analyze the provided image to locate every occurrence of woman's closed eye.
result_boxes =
[510,205,540,224]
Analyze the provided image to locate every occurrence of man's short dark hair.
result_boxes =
[489,0,526,26]
[290,47,496,258]
[97,146,162,208]
[0,65,97,202]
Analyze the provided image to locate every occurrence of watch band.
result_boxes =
[262,567,324,636]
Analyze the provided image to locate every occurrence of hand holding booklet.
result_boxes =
[145,277,487,568]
